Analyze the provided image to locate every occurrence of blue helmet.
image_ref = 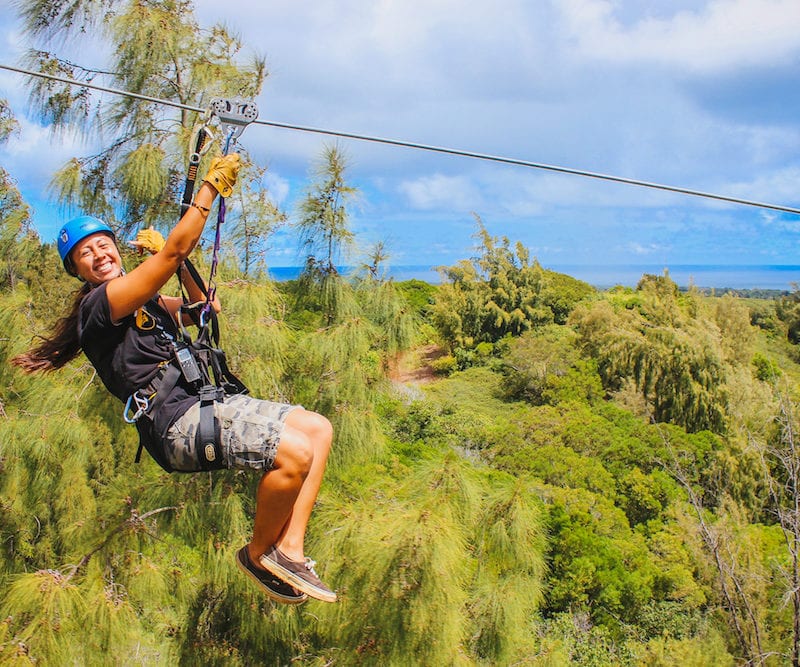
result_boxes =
[57,216,116,276]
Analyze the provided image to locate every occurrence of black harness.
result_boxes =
[124,297,248,473]
[124,98,257,472]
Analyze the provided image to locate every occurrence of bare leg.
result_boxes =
[248,424,314,561]
[275,409,333,561]
[247,409,332,564]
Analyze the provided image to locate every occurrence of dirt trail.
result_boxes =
[388,344,444,385]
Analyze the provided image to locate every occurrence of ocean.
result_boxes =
[267,264,800,292]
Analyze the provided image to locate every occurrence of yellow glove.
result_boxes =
[204,153,241,197]
[131,228,166,255]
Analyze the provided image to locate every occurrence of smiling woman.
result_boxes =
[58,216,119,280]
[10,154,338,605]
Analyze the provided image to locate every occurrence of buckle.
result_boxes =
[199,385,224,403]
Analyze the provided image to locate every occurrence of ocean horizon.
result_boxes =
[267,264,800,292]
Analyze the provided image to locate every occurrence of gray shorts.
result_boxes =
[163,394,300,472]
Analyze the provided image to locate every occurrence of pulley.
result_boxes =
[209,98,259,146]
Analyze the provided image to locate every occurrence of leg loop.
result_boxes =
[196,385,226,470]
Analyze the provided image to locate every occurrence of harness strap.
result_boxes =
[196,385,225,470]
[209,346,248,395]
[180,124,211,216]
[177,121,213,311]
[133,364,182,464]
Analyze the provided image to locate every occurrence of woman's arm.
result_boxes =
[158,260,221,325]
[105,155,239,322]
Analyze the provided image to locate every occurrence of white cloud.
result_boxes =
[261,170,290,206]
[558,0,800,73]
[625,241,670,256]
[1,117,85,185]
[398,173,482,211]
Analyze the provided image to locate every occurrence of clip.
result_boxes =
[123,392,150,423]
[188,123,215,166]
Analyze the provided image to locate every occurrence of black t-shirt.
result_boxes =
[78,283,198,434]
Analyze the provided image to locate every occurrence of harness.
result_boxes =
[124,97,258,472]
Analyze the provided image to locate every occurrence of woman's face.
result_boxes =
[71,233,122,284]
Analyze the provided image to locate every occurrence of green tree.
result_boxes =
[353,243,417,359]
[748,388,800,665]
[777,284,800,345]
[500,325,581,404]
[292,144,359,332]
[571,276,729,433]
[0,101,38,291]
[225,163,288,278]
[0,98,18,143]
[714,294,756,365]
[20,0,266,235]
[296,143,357,279]
[431,217,559,350]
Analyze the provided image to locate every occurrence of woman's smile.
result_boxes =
[72,233,121,283]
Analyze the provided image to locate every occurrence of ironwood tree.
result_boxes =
[20,0,267,236]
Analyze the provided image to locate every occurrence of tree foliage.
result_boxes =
[431,216,593,351]
[572,275,731,433]
[777,284,800,346]
[0,102,38,292]
[7,3,800,665]
[296,144,357,280]
[21,0,267,235]
[4,203,800,662]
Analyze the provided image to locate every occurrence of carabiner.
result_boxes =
[188,122,215,166]
[123,392,150,423]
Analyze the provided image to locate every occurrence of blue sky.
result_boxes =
[2,0,800,286]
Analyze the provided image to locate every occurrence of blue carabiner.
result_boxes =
[123,392,150,423]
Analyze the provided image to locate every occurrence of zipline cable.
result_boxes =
[2,62,800,216]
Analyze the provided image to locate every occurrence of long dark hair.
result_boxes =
[11,282,92,373]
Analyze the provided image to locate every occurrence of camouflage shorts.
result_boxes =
[163,394,300,472]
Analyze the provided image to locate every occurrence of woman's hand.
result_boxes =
[204,153,241,197]
[131,228,166,256]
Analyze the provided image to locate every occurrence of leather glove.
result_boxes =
[131,228,165,255]
[204,153,241,197]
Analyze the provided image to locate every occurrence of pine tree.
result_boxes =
[296,144,357,282]
[572,275,729,433]
[0,101,38,292]
[19,0,266,235]
[431,216,555,350]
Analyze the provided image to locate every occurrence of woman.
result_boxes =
[12,154,336,604]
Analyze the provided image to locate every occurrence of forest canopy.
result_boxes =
[2,1,800,664]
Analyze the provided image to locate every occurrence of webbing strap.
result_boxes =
[196,385,225,470]
[179,123,212,297]
[199,99,258,321]
[149,364,183,426]
[199,127,235,324]
[180,125,211,217]
[133,364,182,464]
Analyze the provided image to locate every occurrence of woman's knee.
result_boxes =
[288,409,333,450]
[275,427,314,477]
